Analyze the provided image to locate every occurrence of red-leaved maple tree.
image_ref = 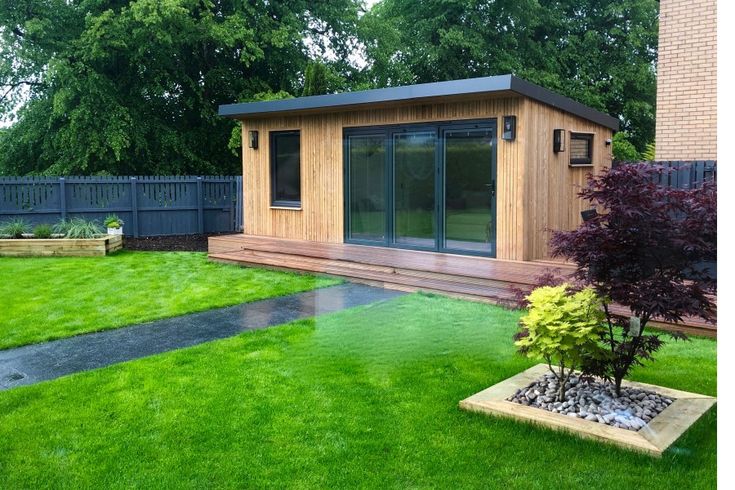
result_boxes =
[550,163,716,395]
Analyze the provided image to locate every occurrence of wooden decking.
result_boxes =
[208,234,716,337]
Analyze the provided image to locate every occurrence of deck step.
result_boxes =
[208,235,716,338]
[210,250,519,303]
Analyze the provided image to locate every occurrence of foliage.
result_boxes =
[62,217,103,239]
[0,0,362,175]
[52,219,71,236]
[0,251,340,349]
[642,141,656,160]
[506,269,575,310]
[103,214,124,229]
[515,284,606,400]
[0,293,717,487]
[302,62,329,96]
[0,218,30,238]
[612,132,641,162]
[550,164,717,394]
[31,223,53,238]
[359,0,658,151]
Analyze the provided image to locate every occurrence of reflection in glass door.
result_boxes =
[344,120,496,257]
[347,134,386,241]
[443,128,496,254]
[393,131,436,247]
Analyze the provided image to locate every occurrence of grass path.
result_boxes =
[0,251,339,349]
[0,294,716,489]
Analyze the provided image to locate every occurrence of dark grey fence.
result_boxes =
[0,176,243,237]
[612,160,717,189]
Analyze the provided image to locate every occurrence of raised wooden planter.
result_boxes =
[460,364,716,456]
[0,234,122,257]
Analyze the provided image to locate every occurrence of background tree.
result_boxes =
[611,132,641,161]
[0,0,360,175]
[359,0,658,152]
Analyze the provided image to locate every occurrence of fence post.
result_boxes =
[130,177,139,237]
[229,178,234,232]
[196,176,204,234]
[237,175,243,232]
[59,177,67,221]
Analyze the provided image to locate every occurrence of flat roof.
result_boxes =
[219,74,619,130]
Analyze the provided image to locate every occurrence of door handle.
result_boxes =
[485,181,496,197]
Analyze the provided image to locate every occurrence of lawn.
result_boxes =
[0,294,716,489]
[0,251,339,349]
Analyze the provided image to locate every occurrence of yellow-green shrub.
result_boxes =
[515,284,606,400]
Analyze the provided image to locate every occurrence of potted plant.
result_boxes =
[104,214,124,235]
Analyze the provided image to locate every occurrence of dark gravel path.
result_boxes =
[0,284,404,391]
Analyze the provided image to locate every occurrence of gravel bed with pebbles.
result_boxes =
[507,373,675,431]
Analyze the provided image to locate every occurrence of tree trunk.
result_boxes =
[614,374,623,397]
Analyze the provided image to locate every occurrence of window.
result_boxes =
[569,133,593,166]
[270,131,301,207]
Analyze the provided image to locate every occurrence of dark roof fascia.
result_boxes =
[508,76,619,131]
[219,74,619,131]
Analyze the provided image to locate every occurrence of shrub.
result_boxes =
[550,164,716,395]
[32,223,53,239]
[63,218,104,239]
[0,219,30,238]
[103,214,124,229]
[52,219,71,236]
[506,269,577,310]
[514,284,606,401]
[612,132,641,161]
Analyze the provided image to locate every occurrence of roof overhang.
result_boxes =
[218,74,619,131]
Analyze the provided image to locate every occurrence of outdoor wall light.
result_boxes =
[502,115,516,141]
[248,130,259,149]
[581,208,598,222]
[553,129,566,153]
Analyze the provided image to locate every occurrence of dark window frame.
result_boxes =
[569,132,594,166]
[270,130,302,207]
[343,118,498,258]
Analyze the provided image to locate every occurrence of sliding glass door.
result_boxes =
[345,119,496,257]
[393,131,437,247]
[346,133,386,241]
[443,127,496,254]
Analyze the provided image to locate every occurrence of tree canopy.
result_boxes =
[359,0,658,151]
[1,0,658,176]
[0,0,360,175]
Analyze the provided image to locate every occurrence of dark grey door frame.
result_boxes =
[343,118,498,257]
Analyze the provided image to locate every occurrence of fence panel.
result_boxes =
[612,160,717,189]
[0,176,244,236]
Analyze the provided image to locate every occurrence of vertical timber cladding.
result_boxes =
[239,94,611,261]
[522,99,613,260]
[240,95,526,259]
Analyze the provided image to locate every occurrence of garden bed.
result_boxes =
[459,364,716,456]
[0,234,122,257]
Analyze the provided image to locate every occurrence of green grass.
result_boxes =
[0,294,716,489]
[0,251,339,349]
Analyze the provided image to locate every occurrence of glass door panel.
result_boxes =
[347,134,386,241]
[443,128,495,254]
[393,131,436,247]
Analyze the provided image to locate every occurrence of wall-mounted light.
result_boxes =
[581,208,598,222]
[553,129,566,153]
[248,130,259,149]
[502,115,516,141]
